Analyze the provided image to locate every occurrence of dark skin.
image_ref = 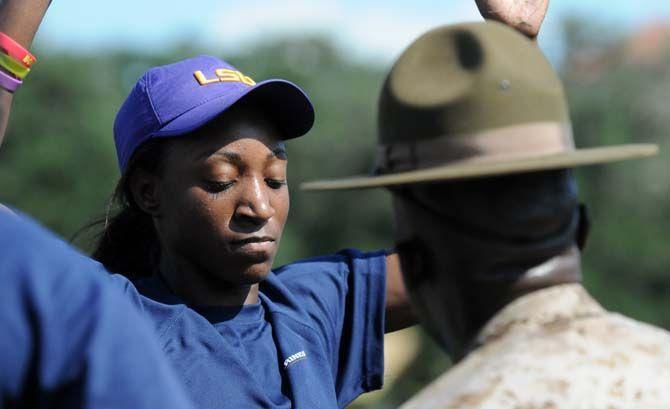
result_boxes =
[130,104,414,331]
[131,107,288,306]
[392,180,582,359]
[474,0,549,40]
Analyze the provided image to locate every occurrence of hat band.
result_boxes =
[375,121,574,174]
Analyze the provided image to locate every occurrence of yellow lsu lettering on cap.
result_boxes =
[193,69,256,86]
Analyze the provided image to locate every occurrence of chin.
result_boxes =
[240,268,271,284]
[201,248,276,286]
[235,260,273,284]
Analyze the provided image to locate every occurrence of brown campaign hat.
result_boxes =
[301,21,657,191]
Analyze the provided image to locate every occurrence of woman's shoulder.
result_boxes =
[260,248,388,326]
[105,274,189,336]
[272,248,388,280]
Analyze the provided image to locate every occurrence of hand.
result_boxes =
[474,0,549,39]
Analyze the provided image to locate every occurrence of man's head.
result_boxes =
[391,169,582,356]
[302,22,656,357]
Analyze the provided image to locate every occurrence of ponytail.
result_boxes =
[84,139,171,280]
[91,202,160,280]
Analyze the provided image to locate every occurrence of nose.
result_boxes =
[233,175,275,227]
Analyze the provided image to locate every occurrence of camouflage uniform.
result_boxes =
[401,284,670,409]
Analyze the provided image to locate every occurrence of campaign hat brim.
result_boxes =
[301,144,658,191]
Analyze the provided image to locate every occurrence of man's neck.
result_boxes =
[497,245,583,307]
[456,246,583,357]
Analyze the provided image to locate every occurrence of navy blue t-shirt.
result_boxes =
[113,249,387,409]
[0,211,193,408]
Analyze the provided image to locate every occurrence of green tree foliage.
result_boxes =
[562,19,670,329]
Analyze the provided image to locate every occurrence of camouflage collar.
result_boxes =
[474,283,605,347]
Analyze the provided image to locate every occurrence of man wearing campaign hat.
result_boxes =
[303,1,670,407]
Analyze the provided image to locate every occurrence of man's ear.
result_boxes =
[576,203,591,251]
[128,169,162,217]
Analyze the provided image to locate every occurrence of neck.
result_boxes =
[158,252,259,307]
[448,246,582,359]
[476,245,582,315]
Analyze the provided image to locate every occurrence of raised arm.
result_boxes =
[0,0,51,147]
[474,0,549,40]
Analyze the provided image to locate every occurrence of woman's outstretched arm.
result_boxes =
[0,0,52,147]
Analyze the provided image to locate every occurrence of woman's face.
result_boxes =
[150,105,289,286]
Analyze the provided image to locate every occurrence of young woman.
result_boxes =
[92,55,412,407]
[0,0,548,407]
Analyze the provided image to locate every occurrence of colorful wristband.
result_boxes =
[0,32,36,68]
[0,68,22,93]
[0,53,30,79]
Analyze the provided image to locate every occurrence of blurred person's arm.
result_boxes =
[0,0,51,147]
[0,211,194,408]
[475,0,549,41]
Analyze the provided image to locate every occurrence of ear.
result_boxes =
[576,203,591,251]
[128,169,162,217]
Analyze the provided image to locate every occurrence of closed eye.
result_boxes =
[203,180,235,193]
[266,179,287,190]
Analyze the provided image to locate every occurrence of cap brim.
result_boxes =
[301,144,658,191]
[154,79,314,140]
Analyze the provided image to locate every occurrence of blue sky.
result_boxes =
[36,0,670,64]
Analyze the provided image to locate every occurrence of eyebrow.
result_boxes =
[210,151,243,164]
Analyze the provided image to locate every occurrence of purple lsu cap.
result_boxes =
[113,55,315,172]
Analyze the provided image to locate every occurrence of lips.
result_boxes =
[230,236,274,245]
[229,236,276,255]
